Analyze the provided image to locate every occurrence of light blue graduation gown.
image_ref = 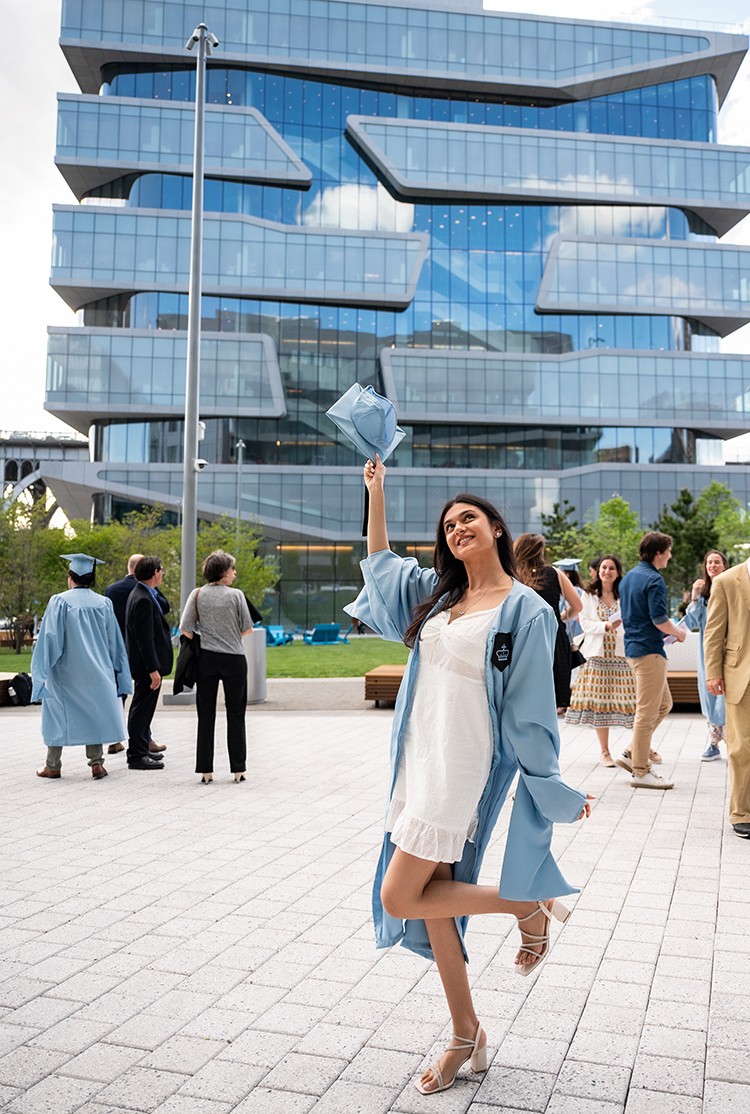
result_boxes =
[684,597,726,726]
[31,588,132,746]
[345,549,586,961]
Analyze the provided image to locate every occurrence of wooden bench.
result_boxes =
[667,671,700,706]
[363,665,700,709]
[364,664,405,706]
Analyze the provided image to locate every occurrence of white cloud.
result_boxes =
[302,183,414,232]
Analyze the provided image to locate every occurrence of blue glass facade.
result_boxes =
[45,1,750,625]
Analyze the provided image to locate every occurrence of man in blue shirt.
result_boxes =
[617,532,686,789]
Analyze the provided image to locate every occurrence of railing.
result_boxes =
[0,431,88,444]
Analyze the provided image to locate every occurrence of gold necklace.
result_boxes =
[456,579,504,616]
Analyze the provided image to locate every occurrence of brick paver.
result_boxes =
[0,702,742,1112]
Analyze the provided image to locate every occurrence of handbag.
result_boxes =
[570,631,586,668]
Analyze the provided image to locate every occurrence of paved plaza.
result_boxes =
[0,695,747,1114]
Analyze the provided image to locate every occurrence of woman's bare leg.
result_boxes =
[380,849,556,976]
[419,863,486,1093]
[595,727,610,754]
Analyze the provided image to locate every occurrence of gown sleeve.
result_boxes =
[106,600,133,697]
[344,548,439,643]
[494,607,587,900]
[500,609,586,823]
[30,596,66,702]
[683,597,705,633]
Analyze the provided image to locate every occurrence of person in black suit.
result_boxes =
[105,554,169,756]
[125,556,174,771]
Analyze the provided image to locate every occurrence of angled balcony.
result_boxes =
[379,348,750,435]
[537,236,750,336]
[46,328,286,434]
[56,95,312,198]
[60,1,746,104]
[348,117,750,237]
[36,460,750,544]
[50,205,428,311]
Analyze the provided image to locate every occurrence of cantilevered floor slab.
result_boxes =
[56,96,312,198]
[348,116,750,237]
[537,235,750,336]
[50,205,428,311]
[60,0,746,105]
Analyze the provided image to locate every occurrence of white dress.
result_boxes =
[386,607,496,862]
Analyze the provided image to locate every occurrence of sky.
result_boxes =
[1,0,749,454]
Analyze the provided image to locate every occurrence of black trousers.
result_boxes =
[196,650,247,774]
[127,677,160,762]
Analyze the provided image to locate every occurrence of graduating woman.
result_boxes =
[345,457,592,1096]
[684,550,729,761]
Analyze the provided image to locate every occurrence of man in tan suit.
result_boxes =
[704,562,750,838]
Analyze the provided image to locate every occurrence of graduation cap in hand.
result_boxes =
[326,384,406,534]
[60,553,105,576]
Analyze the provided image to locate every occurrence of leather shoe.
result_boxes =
[732,823,750,838]
[91,763,108,779]
[148,741,167,753]
[128,755,165,770]
[107,743,125,754]
[36,766,61,779]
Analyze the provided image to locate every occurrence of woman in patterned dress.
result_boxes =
[565,555,636,766]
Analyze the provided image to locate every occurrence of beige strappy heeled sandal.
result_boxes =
[415,1022,487,1094]
[514,899,570,977]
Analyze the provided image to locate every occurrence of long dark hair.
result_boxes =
[699,550,729,600]
[513,533,548,591]
[402,493,516,648]
[585,554,623,599]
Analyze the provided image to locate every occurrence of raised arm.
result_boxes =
[364,454,389,555]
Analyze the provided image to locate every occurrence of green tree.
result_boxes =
[195,516,279,608]
[0,500,68,652]
[652,488,718,597]
[66,506,183,608]
[580,494,642,571]
[540,500,580,562]
[693,480,749,560]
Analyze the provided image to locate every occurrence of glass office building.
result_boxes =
[45,1,750,623]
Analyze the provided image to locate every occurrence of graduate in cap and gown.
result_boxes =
[31,554,132,780]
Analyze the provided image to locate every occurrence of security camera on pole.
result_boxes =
[180,23,219,615]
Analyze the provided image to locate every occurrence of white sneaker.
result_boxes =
[629,770,674,790]
[615,752,633,773]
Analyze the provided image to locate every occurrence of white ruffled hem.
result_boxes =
[385,797,477,863]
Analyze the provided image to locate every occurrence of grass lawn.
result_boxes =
[266,636,408,678]
[0,649,32,674]
[0,638,408,681]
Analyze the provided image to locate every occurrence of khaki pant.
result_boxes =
[45,746,103,771]
[725,688,750,825]
[627,654,672,776]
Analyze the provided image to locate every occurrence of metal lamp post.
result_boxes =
[179,22,219,615]
[235,438,246,551]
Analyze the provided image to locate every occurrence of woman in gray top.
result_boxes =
[179,550,252,783]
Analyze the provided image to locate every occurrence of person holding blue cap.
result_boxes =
[31,554,132,780]
[345,457,592,1095]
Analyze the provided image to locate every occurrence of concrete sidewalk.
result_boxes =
[0,705,746,1113]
